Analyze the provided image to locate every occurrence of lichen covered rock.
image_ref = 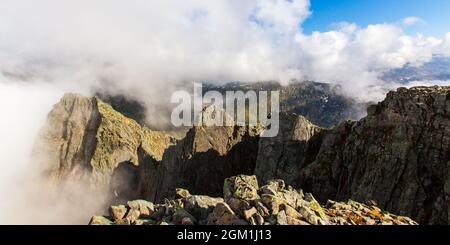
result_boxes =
[90,175,418,225]
[224,175,259,200]
[34,93,175,199]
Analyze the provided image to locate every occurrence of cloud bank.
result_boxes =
[1,0,449,101]
[0,0,449,224]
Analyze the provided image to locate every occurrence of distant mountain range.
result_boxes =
[382,55,450,83]
[96,56,450,132]
[98,81,364,132]
[204,81,364,128]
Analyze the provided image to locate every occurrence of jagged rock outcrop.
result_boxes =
[299,86,450,224]
[34,93,175,200]
[255,114,327,185]
[90,175,418,225]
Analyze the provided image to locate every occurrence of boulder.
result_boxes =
[89,216,113,225]
[125,209,141,224]
[176,188,191,199]
[223,175,259,201]
[243,207,258,221]
[184,195,224,221]
[109,205,127,220]
[127,200,155,217]
[172,208,197,225]
[207,203,240,225]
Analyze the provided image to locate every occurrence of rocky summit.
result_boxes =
[35,86,450,225]
[298,86,450,225]
[89,175,418,225]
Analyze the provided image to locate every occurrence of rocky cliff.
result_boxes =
[34,93,175,201]
[298,86,450,224]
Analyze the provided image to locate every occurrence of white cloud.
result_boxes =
[295,23,448,100]
[253,0,311,32]
[441,33,450,55]
[405,80,450,87]
[0,0,448,104]
[0,0,311,87]
[402,16,425,27]
[0,0,449,100]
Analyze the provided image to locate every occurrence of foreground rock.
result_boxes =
[90,175,417,225]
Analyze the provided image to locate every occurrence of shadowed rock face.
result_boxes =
[138,125,262,202]
[137,105,263,202]
[299,86,450,224]
[255,114,327,186]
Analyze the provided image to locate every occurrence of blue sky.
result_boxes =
[303,0,450,37]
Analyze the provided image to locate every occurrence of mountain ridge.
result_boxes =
[34,85,450,224]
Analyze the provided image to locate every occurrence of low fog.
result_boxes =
[0,0,449,224]
[0,83,108,224]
